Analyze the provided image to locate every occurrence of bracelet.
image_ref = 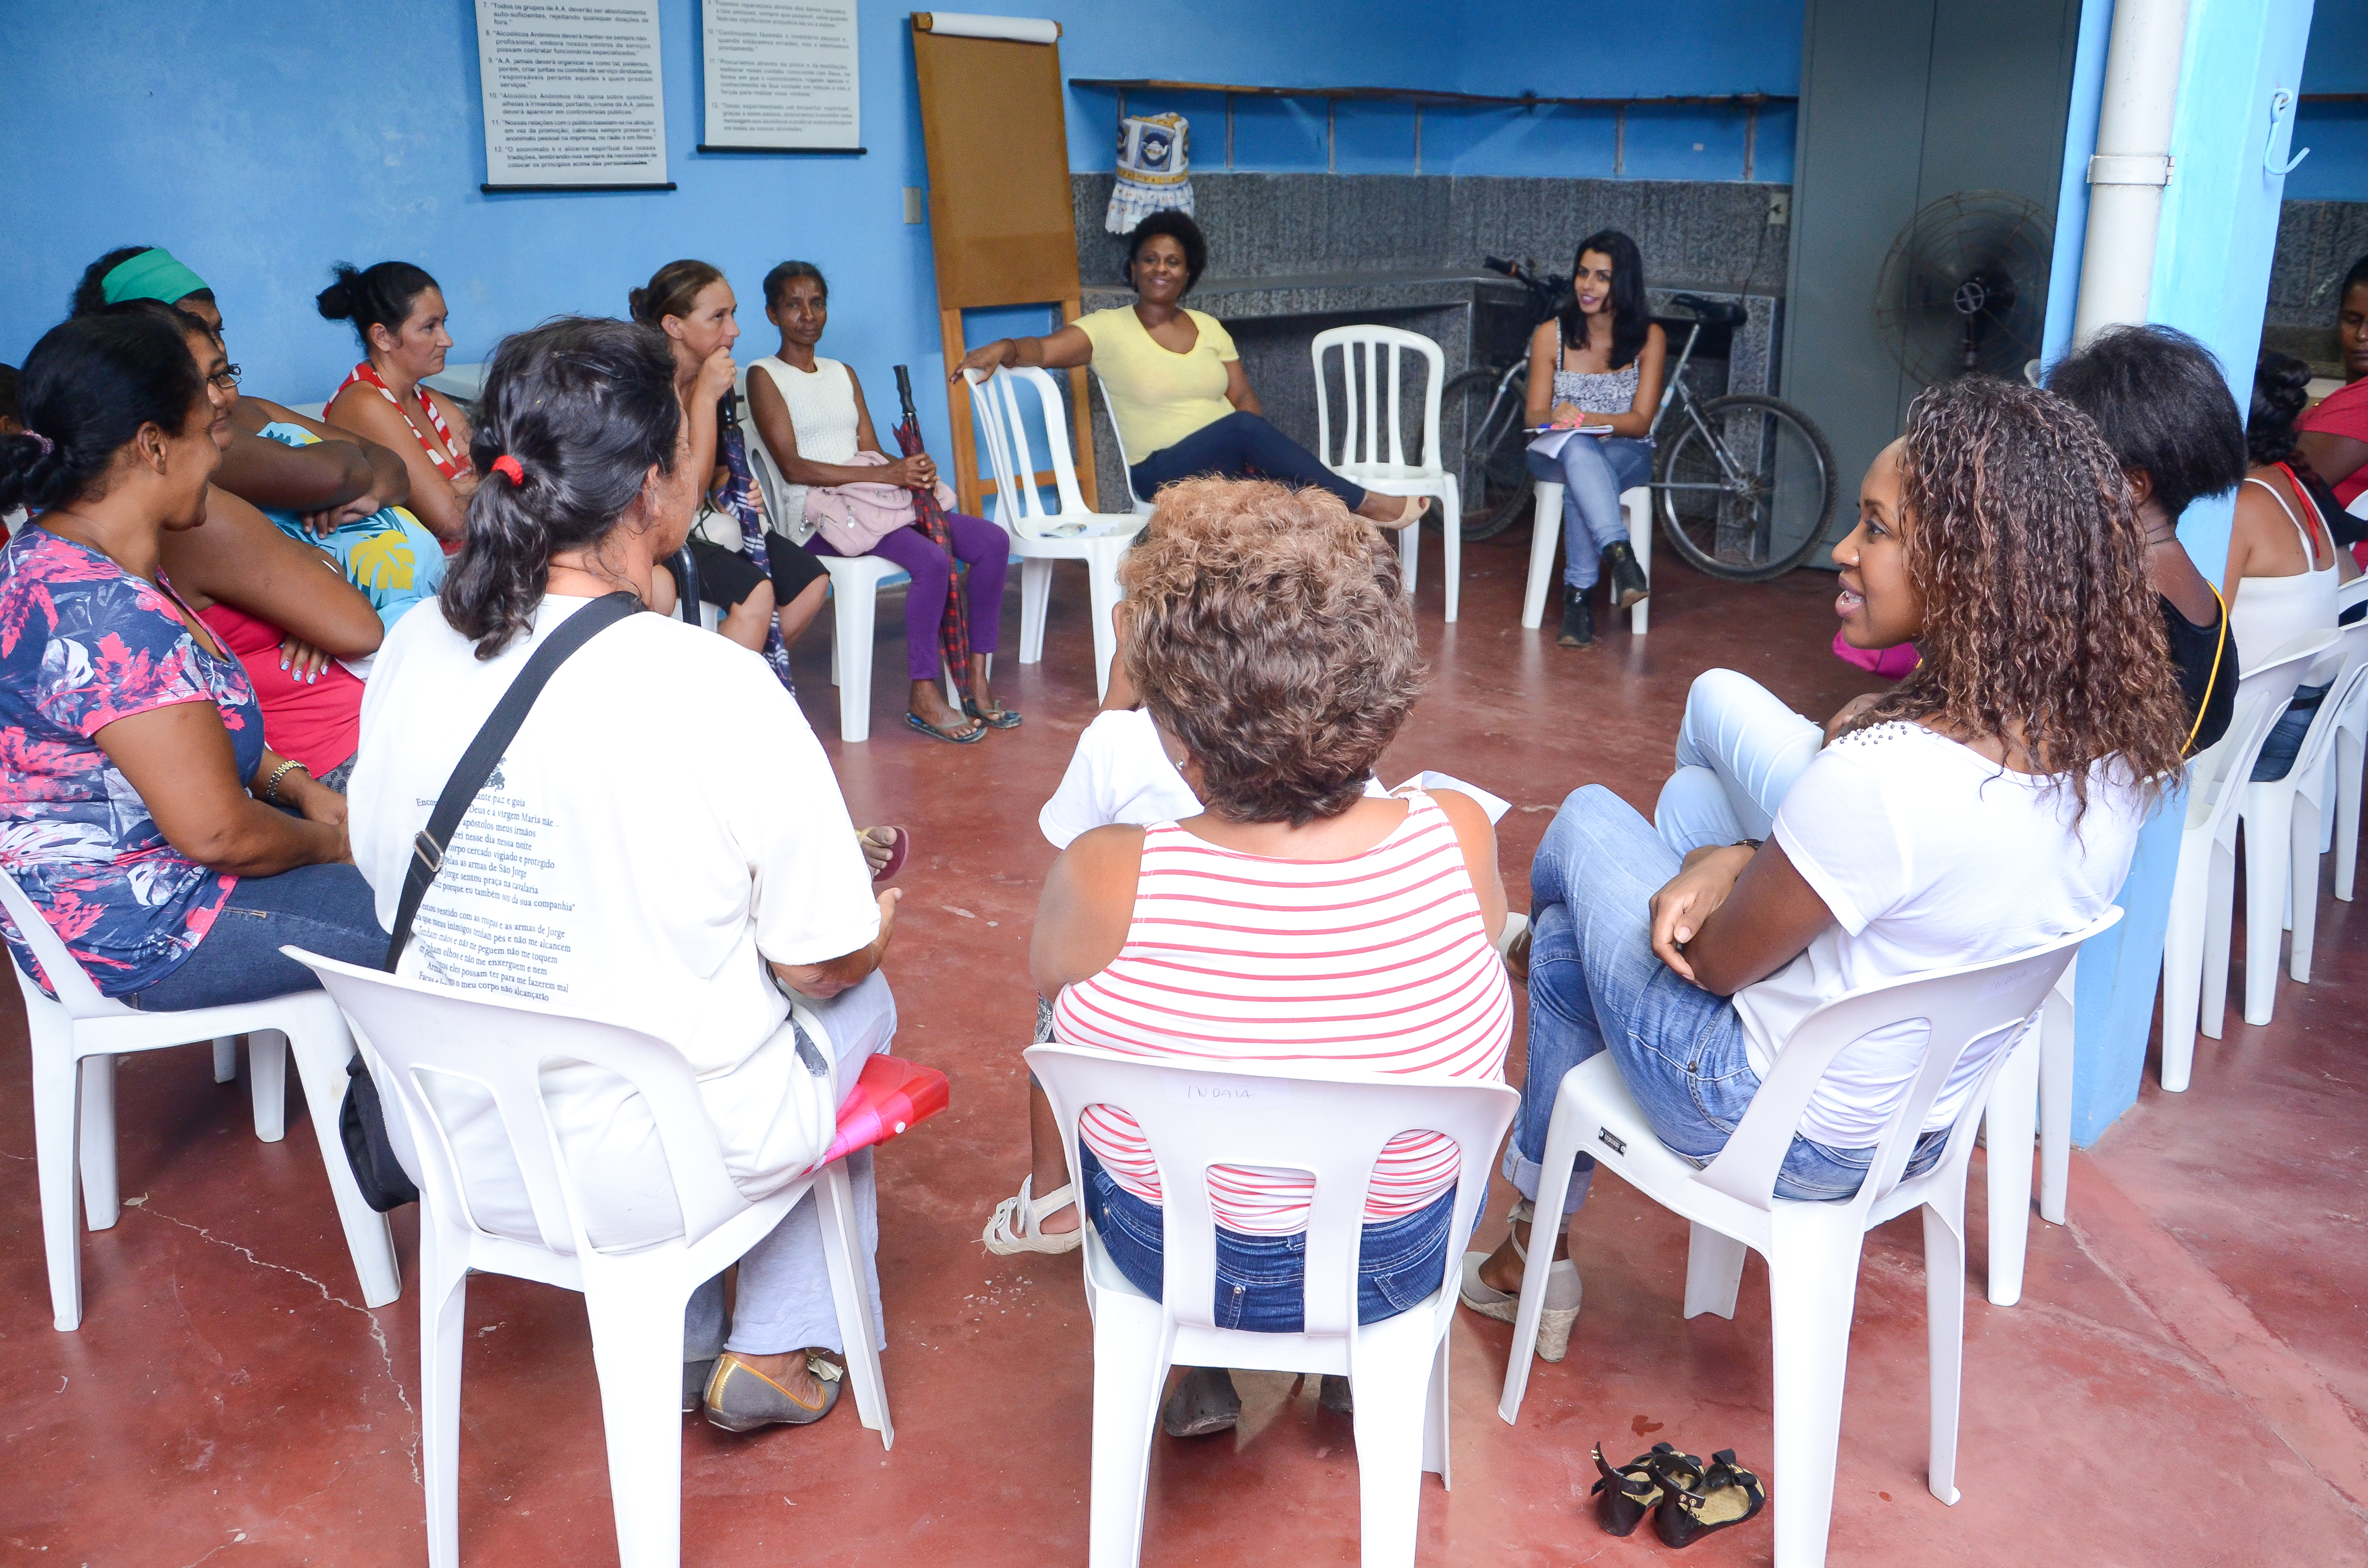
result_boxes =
[263,759,309,805]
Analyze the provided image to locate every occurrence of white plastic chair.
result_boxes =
[1499,912,2116,1568]
[2331,588,2368,905]
[1311,326,1463,623]
[2231,625,2355,1021]
[966,366,1142,702]
[2276,634,2368,985]
[1027,1043,1518,1568]
[1520,480,1652,635]
[741,416,963,742]
[1089,370,1158,516]
[2161,631,2340,1090]
[0,867,399,1330]
[288,948,891,1568]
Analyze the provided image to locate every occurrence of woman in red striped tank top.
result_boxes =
[1034,478,1512,1439]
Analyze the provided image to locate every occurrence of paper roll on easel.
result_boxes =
[915,12,1060,43]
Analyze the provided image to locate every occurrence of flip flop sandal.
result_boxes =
[702,1350,844,1432]
[859,826,910,883]
[906,710,986,744]
[963,697,1023,730]
[982,1174,1082,1255]
[1655,1448,1764,1548]
[1591,1441,1666,1536]
[1161,1367,1241,1438]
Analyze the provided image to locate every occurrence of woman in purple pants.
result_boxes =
[747,261,1014,743]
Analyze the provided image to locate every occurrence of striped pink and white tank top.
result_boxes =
[1052,790,1512,1235]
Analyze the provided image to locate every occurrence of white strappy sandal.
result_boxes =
[982,1174,1083,1255]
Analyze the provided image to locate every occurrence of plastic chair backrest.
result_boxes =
[740,414,791,531]
[2189,630,2341,822]
[2337,574,2368,619]
[1087,369,1149,508]
[2295,645,2368,787]
[1698,908,2121,1215]
[0,863,130,1019]
[1024,1043,1518,1340]
[290,949,756,1258]
[1311,325,1445,475]
[965,366,1090,534]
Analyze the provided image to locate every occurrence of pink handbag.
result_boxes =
[801,451,959,555]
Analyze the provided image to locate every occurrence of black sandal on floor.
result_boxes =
[1590,1442,1664,1536]
[905,710,985,744]
[962,696,1022,729]
[1655,1448,1765,1548]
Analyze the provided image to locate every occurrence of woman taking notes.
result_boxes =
[953,212,1426,529]
[1524,229,1665,648]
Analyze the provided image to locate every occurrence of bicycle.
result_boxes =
[1441,258,1839,581]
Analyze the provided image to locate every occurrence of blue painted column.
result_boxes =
[2042,0,2319,1143]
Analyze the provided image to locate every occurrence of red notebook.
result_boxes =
[817,1055,950,1167]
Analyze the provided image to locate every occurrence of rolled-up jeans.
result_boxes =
[1653,668,1826,856]
[1525,434,1653,590]
[1505,784,1944,1213]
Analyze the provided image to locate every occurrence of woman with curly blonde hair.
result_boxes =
[1464,377,2183,1355]
[1032,477,1512,1437]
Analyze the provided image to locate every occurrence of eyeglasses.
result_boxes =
[207,364,243,393]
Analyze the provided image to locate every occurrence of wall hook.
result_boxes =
[2264,88,2310,177]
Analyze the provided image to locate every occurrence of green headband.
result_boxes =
[100,248,211,306]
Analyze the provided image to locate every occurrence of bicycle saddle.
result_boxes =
[1670,292,1749,325]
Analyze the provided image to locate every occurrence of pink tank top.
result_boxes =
[1051,791,1511,1234]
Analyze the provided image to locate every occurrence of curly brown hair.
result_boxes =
[1846,377,2188,813]
[1119,478,1427,825]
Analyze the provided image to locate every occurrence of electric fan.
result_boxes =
[1874,190,2054,388]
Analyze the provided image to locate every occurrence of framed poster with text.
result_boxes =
[476,0,673,192]
[699,0,862,154]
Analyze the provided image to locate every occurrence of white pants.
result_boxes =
[685,972,893,1359]
[1654,668,1824,856]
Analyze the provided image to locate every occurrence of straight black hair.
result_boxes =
[763,260,828,308]
[440,317,683,658]
[1126,211,1208,293]
[2044,324,2248,521]
[1560,229,1649,372]
[70,246,216,318]
[317,261,440,350]
[2342,252,2368,306]
[2248,350,2315,468]
[0,310,206,515]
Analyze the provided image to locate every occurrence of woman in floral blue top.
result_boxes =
[0,307,386,1006]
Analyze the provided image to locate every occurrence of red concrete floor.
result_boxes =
[3,527,2364,1566]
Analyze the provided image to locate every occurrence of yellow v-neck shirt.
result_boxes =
[1077,306,1239,462]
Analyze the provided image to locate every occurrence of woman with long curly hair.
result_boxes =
[1461,377,2183,1353]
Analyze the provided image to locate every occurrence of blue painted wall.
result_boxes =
[0,1,1807,424]
[2288,0,2365,200]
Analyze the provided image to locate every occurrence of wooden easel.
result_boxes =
[911,13,1098,516]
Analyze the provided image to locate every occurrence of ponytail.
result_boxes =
[440,317,682,657]
[317,260,440,350]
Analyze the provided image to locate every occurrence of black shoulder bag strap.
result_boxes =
[384,590,640,969]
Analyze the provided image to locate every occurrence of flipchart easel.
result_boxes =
[910,12,1098,516]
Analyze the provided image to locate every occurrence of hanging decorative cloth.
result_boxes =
[1105,113,1193,235]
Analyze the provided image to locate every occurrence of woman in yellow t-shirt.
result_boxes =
[953,213,1425,529]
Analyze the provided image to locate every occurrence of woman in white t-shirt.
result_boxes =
[1463,376,2188,1321]
[347,317,900,1436]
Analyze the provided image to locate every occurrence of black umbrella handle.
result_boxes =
[894,364,918,428]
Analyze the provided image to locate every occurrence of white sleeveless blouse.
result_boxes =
[747,355,859,535]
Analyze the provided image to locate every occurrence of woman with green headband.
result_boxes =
[72,246,414,532]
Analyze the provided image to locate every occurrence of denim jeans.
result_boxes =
[1525,435,1653,590]
[123,862,389,1011]
[2250,680,2331,782]
[1505,785,1944,1209]
[1078,1145,1460,1330]
[1652,668,1825,857]
[1130,411,1366,513]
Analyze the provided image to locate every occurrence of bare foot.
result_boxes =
[1475,1209,1571,1295]
[908,679,982,739]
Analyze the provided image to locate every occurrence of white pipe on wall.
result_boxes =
[2071,0,2190,343]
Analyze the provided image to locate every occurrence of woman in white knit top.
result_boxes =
[745,262,1014,744]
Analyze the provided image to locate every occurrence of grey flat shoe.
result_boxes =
[702,1350,843,1432]
[682,1357,717,1414]
[1161,1366,1241,1438]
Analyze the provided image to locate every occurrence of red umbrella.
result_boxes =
[893,365,968,678]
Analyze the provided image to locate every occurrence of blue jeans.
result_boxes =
[1078,1145,1459,1329]
[124,863,389,1011]
[1130,411,1366,513]
[2250,680,2331,782]
[1525,436,1653,590]
[1505,785,1944,1209]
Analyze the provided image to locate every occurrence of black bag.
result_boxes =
[337,592,642,1212]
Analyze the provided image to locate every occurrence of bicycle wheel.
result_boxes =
[1653,394,1839,581]
[1440,368,1535,541]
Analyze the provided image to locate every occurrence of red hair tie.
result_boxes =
[490,454,524,486]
